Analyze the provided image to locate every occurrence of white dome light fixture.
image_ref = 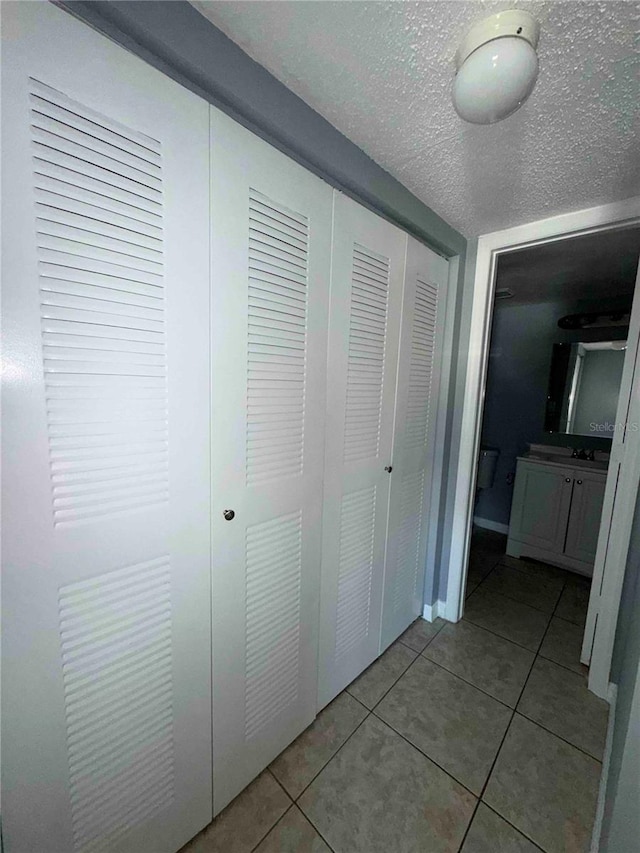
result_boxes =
[452,10,541,125]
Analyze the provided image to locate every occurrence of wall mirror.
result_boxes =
[544,341,627,437]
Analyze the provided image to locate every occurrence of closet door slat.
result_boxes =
[381,237,449,649]
[317,193,406,710]
[2,5,212,852]
[209,109,332,814]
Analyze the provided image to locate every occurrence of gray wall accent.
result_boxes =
[476,298,628,527]
[58,0,465,258]
[435,238,478,601]
[600,494,640,852]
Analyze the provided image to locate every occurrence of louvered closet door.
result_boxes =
[209,109,332,813]
[317,193,407,709]
[1,4,211,852]
[380,237,449,650]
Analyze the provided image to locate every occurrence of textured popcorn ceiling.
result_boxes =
[193,0,640,237]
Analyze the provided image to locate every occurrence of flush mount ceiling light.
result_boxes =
[452,10,540,125]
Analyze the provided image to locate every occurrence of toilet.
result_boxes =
[477,446,500,490]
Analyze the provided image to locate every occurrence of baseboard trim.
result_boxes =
[473,516,509,535]
[590,682,618,852]
[423,600,446,622]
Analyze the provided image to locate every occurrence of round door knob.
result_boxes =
[576,480,583,485]
[385,466,393,473]
[223,509,235,521]
[565,477,571,483]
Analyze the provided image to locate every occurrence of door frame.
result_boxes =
[421,254,459,618]
[445,196,640,700]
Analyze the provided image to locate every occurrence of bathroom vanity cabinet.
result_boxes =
[507,455,607,577]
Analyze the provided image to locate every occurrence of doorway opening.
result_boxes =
[447,199,640,700]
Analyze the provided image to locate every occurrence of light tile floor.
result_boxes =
[182,528,607,853]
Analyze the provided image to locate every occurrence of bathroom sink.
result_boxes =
[525,451,609,471]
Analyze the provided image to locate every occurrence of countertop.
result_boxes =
[517,451,609,473]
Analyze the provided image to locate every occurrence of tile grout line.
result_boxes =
[467,552,602,824]
[296,619,448,802]
[298,678,490,853]
[221,549,593,853]
[272,618,446,824]
[395,617,448,656]
[385,622,450,699]
[368,569,595,849]
[345,689,372,713]
[346,640,420,712]
[481,802,547,852]
[288,710,373,846]
[461,556,586,653]
[369,706,481,801]
[457,556,569,852]
[459,548,593,852]
[456,796,550,853]
[246,799,294,853]
[531,570,566,655]
[293,557,591,853]
[455,800,481,850]
[376,613,524,804]
[303,621,488,811]
[461,611,548,655]
[257,557,589,853]
[464,558,498,592]
[291,710,372,803]
[537,649,589,677]
[457,552,566,851]
[227,646,441,853]
[247,792,339,853]
[512,709,604,764]
[468,565,575,853]
[259,681,396,853]
[419,649,526,712]
[478,616,542,794]
[468,579,561,618]
[460,663,534,849]
[496,557,573,587]
[551,611,588,628]
[519,572,603,763]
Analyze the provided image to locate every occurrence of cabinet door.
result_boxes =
[509,463,573,553]
[381,237,449,650]
[2,4,212,852]
[318,193,407,709]
[564,471,607,565]
[209,110,332,813]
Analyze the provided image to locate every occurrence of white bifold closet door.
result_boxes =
[380,237,449,650]
[318,193,407,709]
[209,110,333,813]
[1,4,212,853]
